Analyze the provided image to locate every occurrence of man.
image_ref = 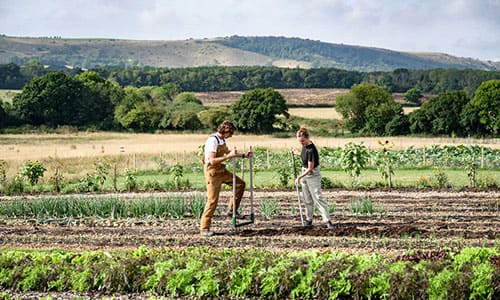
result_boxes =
[200,121,252,236]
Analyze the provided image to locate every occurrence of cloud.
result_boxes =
[0,0,498,60]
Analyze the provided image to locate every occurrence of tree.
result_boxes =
[364,101,405,135]
[198,106,231,130]
[114,86,164,131]
[0,100,6,128]
[336,83,399,134]
[408,91,469,135]
[385,114,410,136]
[165,92,204,130]
[75,71,123,129]
[460,102,488,136]
[20,59,46,79]
[12,72,92,126]
[0,63,26,89]
[404,87,423,105]
[173,92,203,106]
[469,80,499,135]
[231,88,288,133]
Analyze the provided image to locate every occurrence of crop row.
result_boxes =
[0,194,206,219]
[0,247,498,299]
[249,144,499,170]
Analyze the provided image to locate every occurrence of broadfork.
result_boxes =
[291,149,305,226]
[232,146,255,228]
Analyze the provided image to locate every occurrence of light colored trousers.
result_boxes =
[301,166,331,222]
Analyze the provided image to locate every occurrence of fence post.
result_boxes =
[481,146,484,168]
[113,163,117,191]
[423,146,427,167]
[266,149,270,170]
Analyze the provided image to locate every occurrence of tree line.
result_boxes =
[1,67,498,136]
[1,61,499,95]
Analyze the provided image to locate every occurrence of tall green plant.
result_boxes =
[466,159,478,188]
[169,164,184,189]
[341,142,368,187]
[93,159,110,190]
[375,140,396,188]
[19,160,46,185]
[0,160,7,191]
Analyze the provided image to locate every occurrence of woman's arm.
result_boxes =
[297,160,315,182]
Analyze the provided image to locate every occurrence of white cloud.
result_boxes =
[0,0,498,60]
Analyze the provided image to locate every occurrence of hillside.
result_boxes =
[0,35,498,71]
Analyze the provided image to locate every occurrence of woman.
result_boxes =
[200,121,252,236]
[294,126,335,229]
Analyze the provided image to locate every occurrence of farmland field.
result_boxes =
[0,89,19,103]
[1,189,498,254]
[288,106,418,119]
[195,88,349,107]
[1,85,499,298]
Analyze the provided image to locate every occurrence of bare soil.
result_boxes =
[1,190,498,255]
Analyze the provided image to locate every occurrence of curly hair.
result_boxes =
[217,120,237,134]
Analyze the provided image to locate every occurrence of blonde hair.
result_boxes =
[217,120,237,134]
[296,126,310,138]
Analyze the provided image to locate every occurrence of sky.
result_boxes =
[1,0,499,61]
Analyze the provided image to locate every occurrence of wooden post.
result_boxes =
[113,163,117,191]
[266,149,270,169]
[423,146,427,166]
[481,146,484,168]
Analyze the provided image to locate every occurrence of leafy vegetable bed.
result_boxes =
[0,247,498,299]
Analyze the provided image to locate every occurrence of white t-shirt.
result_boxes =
[204,133,226,164]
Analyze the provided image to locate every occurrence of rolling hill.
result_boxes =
[0,35,498,72]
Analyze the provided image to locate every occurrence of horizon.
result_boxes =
[1,0,498,62]
[2,34,497,63]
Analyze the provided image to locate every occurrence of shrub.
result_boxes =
[321,176,335,189]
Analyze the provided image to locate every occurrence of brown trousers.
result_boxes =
[200,163,245,230]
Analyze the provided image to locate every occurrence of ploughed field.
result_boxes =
[1,189,498,254]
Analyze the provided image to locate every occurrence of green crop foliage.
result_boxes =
[341,142,369,187]
[375,140,397,188]
[0,247,497,298]
[0,194,204,219]
[350,197,375,214]
[259,198,281,218]
[19,160,46,186]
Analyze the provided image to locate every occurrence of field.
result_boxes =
[1,87,499,297]
[1,189,498,253]
[195,88,349,107]
[288,106,418,119]
[0,189,498,298]
[0,89,19,103]
[195,88,432,107]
